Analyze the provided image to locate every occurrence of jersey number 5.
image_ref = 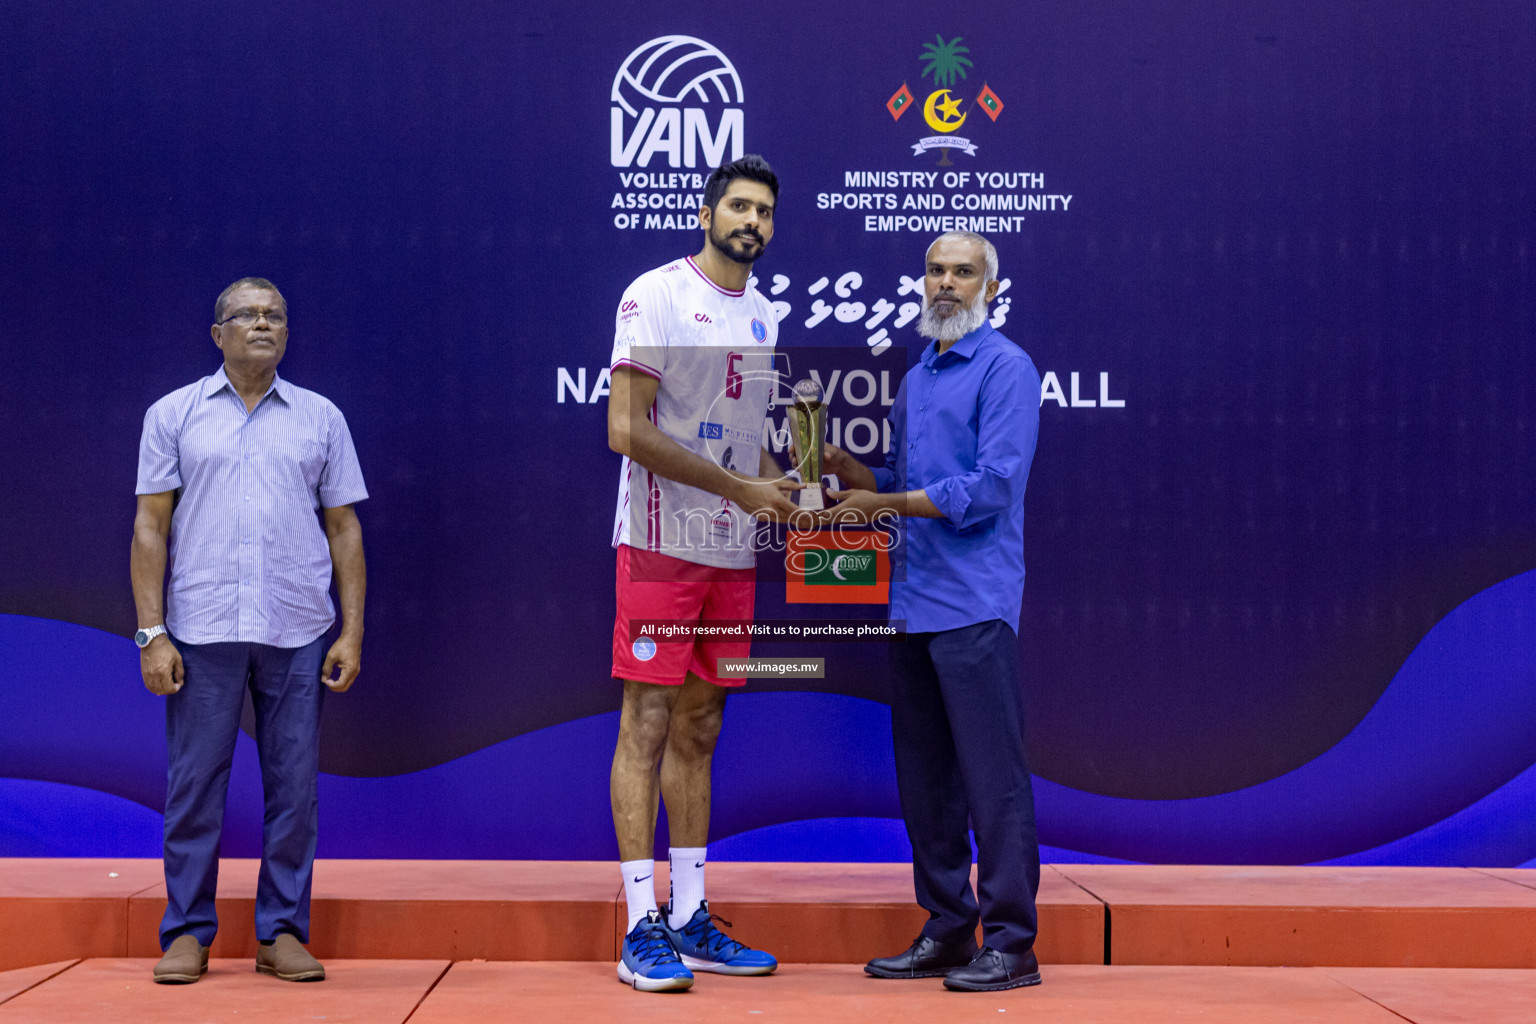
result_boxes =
[724,352,743,400]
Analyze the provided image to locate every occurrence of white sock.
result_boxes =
[621,859,657,932]
[668,847,707,929]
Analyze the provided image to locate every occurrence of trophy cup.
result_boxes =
[788,378,827,510]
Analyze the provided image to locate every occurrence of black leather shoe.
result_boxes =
[865,934,979,979]
[943,947,1042,991]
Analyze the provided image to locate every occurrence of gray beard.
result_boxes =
[916,292,989,343]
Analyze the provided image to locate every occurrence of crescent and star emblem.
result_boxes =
[922,88,968,133]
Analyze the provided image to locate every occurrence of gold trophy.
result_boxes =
[788,378,827,510]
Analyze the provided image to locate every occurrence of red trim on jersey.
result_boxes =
[647,470,661,551]
[686,255,746,297]
[613,490,629,547]
[613,357,661,379]
[646,404,661,550]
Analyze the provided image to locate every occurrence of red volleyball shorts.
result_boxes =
[612,544,756,687]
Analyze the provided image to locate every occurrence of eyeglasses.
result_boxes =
[217,309,287,327]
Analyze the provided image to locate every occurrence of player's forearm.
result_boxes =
[620,415,752,503]
[129,527,169,628]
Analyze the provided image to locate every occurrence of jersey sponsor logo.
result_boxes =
[632,635,658,662]
[694,312,713,323]
[611,36,745,170]
[698,421,758,444]
[619,299,641,323]
[751,318,768,342]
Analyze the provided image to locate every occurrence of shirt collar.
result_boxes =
[203,365,291,405]
[921,322,993,367]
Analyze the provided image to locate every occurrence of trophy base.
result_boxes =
[798,485,825,511]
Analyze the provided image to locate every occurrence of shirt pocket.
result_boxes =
[270,437,327,501]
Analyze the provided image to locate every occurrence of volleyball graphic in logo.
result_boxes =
[612,35,744,117]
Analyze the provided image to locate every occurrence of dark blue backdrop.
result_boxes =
[2,0,1533,866]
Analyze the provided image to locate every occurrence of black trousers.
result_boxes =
[889,619,1040,954]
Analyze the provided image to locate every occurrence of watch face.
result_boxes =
[134,629,150,648]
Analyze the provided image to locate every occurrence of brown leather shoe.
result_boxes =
[255,933,326,982]
[153,934,209,983]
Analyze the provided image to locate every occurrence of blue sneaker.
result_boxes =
[618,910,694,992]
[662,900,778,975]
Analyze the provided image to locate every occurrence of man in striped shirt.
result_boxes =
[130,277,367,985]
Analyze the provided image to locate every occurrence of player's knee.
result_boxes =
[622,699,673,755]
[673,703,723,754]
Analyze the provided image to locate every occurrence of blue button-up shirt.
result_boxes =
[871,324,1041,634]
[136,367,368,647]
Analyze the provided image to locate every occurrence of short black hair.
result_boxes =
[702,154,779,210]
[215,277,285,322]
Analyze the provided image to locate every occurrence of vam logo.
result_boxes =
[612,35,745,169]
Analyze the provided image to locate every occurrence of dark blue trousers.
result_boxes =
[889,619,1040,954]
[161,635,325,950]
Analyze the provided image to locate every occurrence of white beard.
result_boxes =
[916,290,989,343]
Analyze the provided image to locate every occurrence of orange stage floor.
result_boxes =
[3,959,1535,1024]
[5,859,1536,971]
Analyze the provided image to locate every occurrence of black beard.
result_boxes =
[709,224,763,265]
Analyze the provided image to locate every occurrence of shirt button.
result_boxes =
[243,453,251,461]
[245,495,251,501]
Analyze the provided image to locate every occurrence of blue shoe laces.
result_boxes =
[681,907,750,960]
[628,914,683,967]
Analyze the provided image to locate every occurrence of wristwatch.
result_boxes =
[134,625,167,648]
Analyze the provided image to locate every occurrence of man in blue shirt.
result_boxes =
[821,232,1043,992]
[131,277,368,985]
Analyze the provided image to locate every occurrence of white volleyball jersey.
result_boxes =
[611,255,780,569]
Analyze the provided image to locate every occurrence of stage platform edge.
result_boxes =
[4,859,1535,972]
